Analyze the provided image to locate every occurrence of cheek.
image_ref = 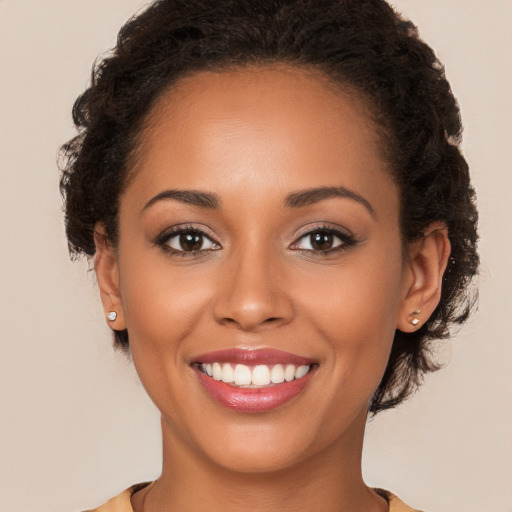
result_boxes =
[300,243,404,380]
[117,247,213,358]
[116,251,217,422]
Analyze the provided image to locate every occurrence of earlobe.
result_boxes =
[93,223,126,330]
[397,223,451,333]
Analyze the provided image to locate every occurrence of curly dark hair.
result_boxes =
[60,0,478,414]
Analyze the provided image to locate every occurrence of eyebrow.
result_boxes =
[142,185,375,217]
[284,186,376,218]
[142,189,221,212]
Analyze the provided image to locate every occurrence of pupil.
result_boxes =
[311,232,333,251]
[180,232,203,251]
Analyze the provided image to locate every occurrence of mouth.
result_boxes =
[191,348,317,413]
[195,361,313,387]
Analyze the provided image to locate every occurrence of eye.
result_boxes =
[157,227,220,254]
[291,227,357,254]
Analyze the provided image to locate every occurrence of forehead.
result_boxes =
[127,64,397,215]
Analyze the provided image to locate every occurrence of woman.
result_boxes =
[60,0,478,510]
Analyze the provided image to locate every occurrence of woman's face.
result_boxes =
[104,65,414,472]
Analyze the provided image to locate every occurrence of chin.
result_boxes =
[204,436,312,474]
[183,408,332,475]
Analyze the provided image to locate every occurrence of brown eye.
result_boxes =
[310,232,334,251]
[179,232,204,251]
[165,229,219,253]
[292,227,356,254]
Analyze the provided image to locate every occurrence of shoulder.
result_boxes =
[375,488,426,512]
[81,483,152,512]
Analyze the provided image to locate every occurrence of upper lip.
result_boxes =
[192,348,315,366]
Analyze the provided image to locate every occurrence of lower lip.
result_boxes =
[194,368,315,413]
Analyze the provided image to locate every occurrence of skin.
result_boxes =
[94,65,450,512]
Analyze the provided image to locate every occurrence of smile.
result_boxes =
[192,349,317,412]
[198,362,312,387]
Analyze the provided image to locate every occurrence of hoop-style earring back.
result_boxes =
[107,311,117,322]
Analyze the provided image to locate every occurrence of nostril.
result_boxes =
[220,315,287,331]
[213,284,295,331]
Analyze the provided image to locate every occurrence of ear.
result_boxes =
[93,223,126,330]
[397,222,451,333]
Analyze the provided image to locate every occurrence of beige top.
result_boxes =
[84,483,423,512]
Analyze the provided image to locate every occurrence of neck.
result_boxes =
[133,410,387,512]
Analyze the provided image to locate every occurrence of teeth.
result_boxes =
[212,362,223,381]
[284,364,296,382]
[270,364,285,384]
[234,364,252,385]
[295,365,310,379]
[252,365,271,386]
[221,363,234,383]
[200,362,311,387]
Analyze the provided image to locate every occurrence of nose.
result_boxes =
[213,249,294,332]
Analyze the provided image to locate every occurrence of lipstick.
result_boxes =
[192,348,316,413]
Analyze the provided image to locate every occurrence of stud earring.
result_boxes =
[107,311,117,322]
[410,309,421,326]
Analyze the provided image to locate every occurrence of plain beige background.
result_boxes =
[0,0,511,511]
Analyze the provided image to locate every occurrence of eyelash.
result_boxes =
[155,225,220,257]
[154,224,358,257]
[291,225,358,256]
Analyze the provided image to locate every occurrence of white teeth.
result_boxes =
[252,365,271,386]
[284,364,296,382]
[270,364,285,384]
[212,362,223,381]
[221,363,234,383]
[295,365,309,379]
[234,364,252,386]
[200,362,311,386]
